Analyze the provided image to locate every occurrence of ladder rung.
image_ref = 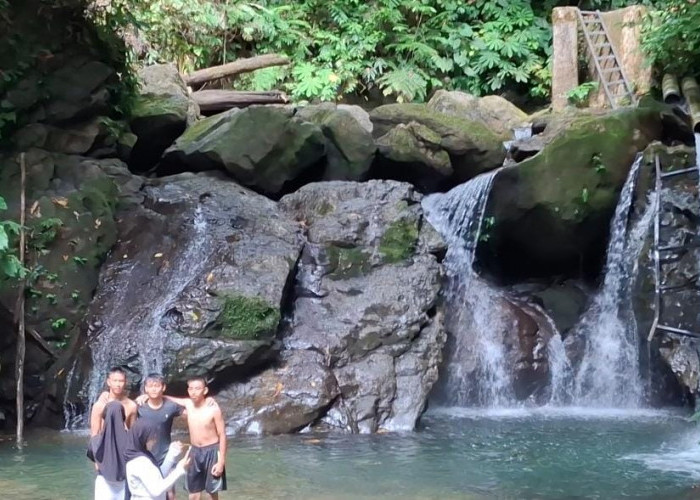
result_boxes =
[656,324,700,338]
[589,31,606,35]
[660,167,700,179]
[599,55,615,60]
[601,67,620,74]
[658,243,700,252]
[595,43,612,48]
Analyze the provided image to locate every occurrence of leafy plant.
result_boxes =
[0,196,23,279]
[51,317,67,330]
[566,81,599,107]
[72,256,88,266]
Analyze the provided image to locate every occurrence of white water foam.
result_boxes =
[423,170,516,406]
[429,405,685,421]
[572,155,654,407]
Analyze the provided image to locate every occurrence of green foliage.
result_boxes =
[0,196,23,279]
[566,82,599,107]
[479,216,496,243]
[29,217,63,251]
[326,245,372,279]
[72,256,88,266]
[121,0,555,102]
[51,317,67,330]
[379,218,419,263]
[641,0,700,78]
[217,294,280,339]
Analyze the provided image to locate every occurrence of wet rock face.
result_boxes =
[218,180,447,434]
[73,172,303,397]
[632,144,700,401]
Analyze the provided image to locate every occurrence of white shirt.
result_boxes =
[125,446,185,500]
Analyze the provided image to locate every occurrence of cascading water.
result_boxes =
[572,155,655,407]
[423,170,515,406]
[86,204,208,403]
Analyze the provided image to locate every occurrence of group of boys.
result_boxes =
[91,367,227,499]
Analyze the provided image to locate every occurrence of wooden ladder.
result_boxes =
[647,154,700,341]
[576,9,637,109]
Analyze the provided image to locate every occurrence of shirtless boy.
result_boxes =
[91,366,138,435]
[182,377,227,500]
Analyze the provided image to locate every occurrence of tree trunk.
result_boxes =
[184,54,290,87]
[192,90,288,113]
[14,152,26,446]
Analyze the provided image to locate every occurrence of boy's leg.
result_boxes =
[188,493,201,500]
[207,494,219,500]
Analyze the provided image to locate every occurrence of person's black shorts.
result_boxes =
[186,443,227,494]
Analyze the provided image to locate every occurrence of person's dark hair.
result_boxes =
[144,373,165,386]
[186,376,207,387]
[108,366,127,377]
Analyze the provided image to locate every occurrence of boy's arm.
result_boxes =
[90,401,105,437]
[163,395,193,410]
[211,407,227,477]
[125,400,138,428]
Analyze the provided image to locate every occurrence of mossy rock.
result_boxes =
[379,218,420,263]
[211,294,281,340]
[161,107,326,194]
[484,106,664,277]
[369,103,505,182]
[326,245,372,280]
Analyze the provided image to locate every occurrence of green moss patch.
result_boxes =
[217,294,280,340]
[326,245,372,280]
[379,218,419,263]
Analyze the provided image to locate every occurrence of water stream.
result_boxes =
[86,204,208,403]
[572,155,654,407]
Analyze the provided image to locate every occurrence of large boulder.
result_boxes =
[369,103,505,187]
[294,104,376,181]
[63,172,303,405]
[427,90,528,138]
[129,64,200,171]
[482,106,664,279]
[160,107,326,194]
[278,180,446,433]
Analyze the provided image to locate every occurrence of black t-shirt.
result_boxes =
[136,400,184,465]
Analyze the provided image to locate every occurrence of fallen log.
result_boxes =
[185,54,290,87]
[192,90,289,113]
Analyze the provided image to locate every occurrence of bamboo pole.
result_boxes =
[661,74,681,104]
[14,152,26,446]
[681,77,700,133]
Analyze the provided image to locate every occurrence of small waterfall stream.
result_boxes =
[423,170,511,406]
[572,155,655,407]
[86,204,208,402]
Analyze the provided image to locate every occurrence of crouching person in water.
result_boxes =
[125,419,191,500]
[185,377,227,500]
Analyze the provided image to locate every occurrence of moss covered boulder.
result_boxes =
[482,106,664,279]
[129,64,199,171]
[160,106,326,194]
[295,104,376,181]
[427,90,528,138]
[370,103,505,186]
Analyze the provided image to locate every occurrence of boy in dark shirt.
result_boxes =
[136,373,184,500]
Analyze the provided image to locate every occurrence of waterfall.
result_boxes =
[87,204,208,402]
[423,170,516,406]
[696,133,700,169]
[572,155,655,406]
